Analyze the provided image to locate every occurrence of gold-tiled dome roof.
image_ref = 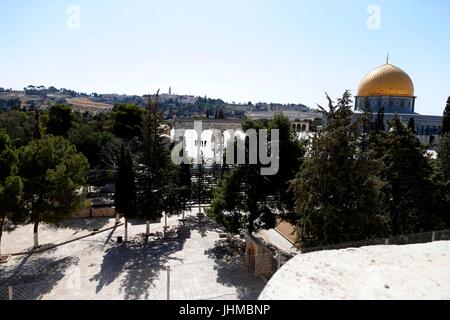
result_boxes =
[357,63,414,97]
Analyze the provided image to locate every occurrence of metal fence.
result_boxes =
[301,229,450,253]
[0,252,290,301]
[2,226,447,300]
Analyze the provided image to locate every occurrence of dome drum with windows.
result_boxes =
[355,61,416,114]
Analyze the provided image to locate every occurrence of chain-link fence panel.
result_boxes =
[2,229,447,300]
[168,254,279,300]
[0,264,169,300]
[1,253,286,301]
[302,229,450,253]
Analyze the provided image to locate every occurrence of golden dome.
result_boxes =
[357,63,414,97]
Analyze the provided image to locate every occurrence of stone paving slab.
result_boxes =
[1,218,119,255]
[0,210,268,301]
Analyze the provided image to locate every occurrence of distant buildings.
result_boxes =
[246,110,323,138]
[158,89,198,105]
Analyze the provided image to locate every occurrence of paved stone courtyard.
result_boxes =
[0,210,269,300]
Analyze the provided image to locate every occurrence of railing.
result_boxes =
[301,229,450,253]
[0,252,290,301]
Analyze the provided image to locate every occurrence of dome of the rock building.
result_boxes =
[357,63,414,97]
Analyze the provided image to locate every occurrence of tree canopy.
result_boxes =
[112,104,144,141]
[0,110,37,147]
[442,96,450,135]
[18,135,89,247]
[209,113,303,234]
[136,95,175,223]
[46,105,73,137]
[0,129,23,254]
[291,92,387,248]
[115,143,137,219]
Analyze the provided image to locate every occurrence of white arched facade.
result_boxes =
[171,129,247,162]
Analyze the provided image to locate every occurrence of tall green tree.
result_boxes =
[291,92,388,248]
[46,105,73,137]
[18,135,89,248]
[178,161,192,221]
[68,123,114,167]
[193,156,209,217]
[34,109,42,139]
[0,110,37,147]
[0,130,23,256]
[378,115,436,234]
[169,134,193,222]
[432,133,450,228]
[114,143,137,242]
[68,121,120,186]
[216,109,226,120]
[358,99,374,155]
[162,161,186,230]
[436,134,450,185]
[431,103,450,228]
[408,117,416,134]
[268,113,305,222]
[374,107,385,132]
[137,93,173,239]
[112,104,144,141]
[442,96,450,135]
[208,119,280,234]
[209,169,246,233]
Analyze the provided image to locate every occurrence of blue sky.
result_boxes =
[0,0,449,115]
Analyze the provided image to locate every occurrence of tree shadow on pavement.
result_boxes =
[204,237,267,300]
[91,233,188,300]
[53,218,112,234]
[182,215,222,238]
[0,251,79,300]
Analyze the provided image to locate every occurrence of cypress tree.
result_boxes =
[34,109,42,139]
[442,96,450,135]
[291,91,388,248]
[137,92,174,239]
[178,161,192,221]
[0,130,23,256]
[431,101,450,228]
[359,99,374,155]
[433,133,450,228]
[269,113,305,222]
[374,107,385,132]
[194,156,207,218]
[378,115,435,234]
[114,143,137,242]
[46,105,73,137]
[208,119,278,234]
[408,117,416,134]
